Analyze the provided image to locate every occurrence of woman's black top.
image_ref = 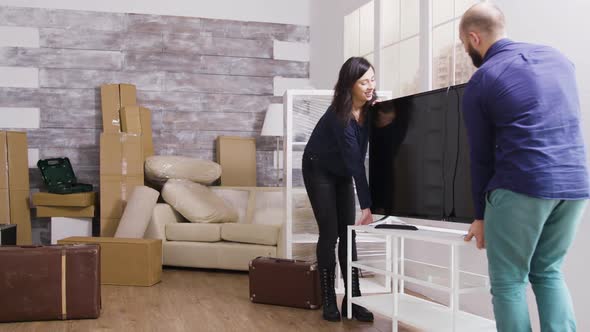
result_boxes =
[304,106,371,209]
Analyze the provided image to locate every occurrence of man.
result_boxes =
[460,3,589,331]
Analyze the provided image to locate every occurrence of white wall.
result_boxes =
[0,0,310,25]
[310,0,373,89]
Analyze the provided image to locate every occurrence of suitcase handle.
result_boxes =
[270,258,305,264]
[261,257,317,265]
[275,258,296,263]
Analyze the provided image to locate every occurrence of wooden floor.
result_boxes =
[1,267,419,332]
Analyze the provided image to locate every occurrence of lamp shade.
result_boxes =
[261,103,284,137]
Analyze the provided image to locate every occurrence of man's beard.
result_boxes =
[467,43,484,68]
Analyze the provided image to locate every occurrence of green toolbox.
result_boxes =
[37,157,93,194]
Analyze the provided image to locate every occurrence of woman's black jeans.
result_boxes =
[302,152,358,277]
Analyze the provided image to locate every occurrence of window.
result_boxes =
[381,0,421,97]
[343,0,482,96]
[344,1,375,63]
[432,0,480,89]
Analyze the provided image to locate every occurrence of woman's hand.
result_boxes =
[355,208,374,226]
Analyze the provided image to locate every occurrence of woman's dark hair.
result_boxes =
[331,57,377,124]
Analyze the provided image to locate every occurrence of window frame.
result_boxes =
[344,0,483,97]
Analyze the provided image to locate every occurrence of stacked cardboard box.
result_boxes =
[99,84,154,236]
[33,187,97,243]
[0,131,32,245]
[100,84,137,134]
[216,136,257,186]
[33,192,96,218]
[99,133,144,236]
[58,236,162,286]
[120,105,155,159]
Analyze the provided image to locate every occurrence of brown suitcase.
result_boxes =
[249,256,321,309]
[0,244,101,322]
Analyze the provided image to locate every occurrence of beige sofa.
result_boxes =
[145,186,285,271]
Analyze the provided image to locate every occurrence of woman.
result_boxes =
[302,57,377,322]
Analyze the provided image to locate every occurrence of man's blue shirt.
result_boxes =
[462,38,590,219]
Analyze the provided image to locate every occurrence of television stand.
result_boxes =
[346,225,495,332]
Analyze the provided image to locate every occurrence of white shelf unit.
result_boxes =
[346,225,496,332]
[292,232,392,294]
[282,89,393,294]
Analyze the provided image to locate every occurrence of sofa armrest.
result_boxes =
[145,203,184,241]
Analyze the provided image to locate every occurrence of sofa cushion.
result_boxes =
[166,223,221,242]
[210,187,251,223]
[145,155,221,185]
[162,179,238,223]
[163,241,277,271]
[251,190,284,226]
[221,223,280,246]
[252,207,284,226]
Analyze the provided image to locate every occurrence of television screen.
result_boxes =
[369,84,475,223]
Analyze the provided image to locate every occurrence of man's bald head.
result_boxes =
[460,2,506,39]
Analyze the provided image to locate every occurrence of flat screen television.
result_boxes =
[369,84,474,223]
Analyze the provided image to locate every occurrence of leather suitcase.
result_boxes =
[249,256,321,309]
[0,244,101,322]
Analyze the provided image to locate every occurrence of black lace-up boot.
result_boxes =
[341,267,374,322]
[319,265,341,322]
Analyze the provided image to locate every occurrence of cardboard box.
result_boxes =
[120,106,154,160]
[100,133,144,177]
[100,84,137,133]
[0,132,29,190]
[100,218,120,238]
[100,175,144,227]
[32,191,96,207]
[0,133,7,191]
[120,106,142,134]
[9,189,31,245]
[0,131,31,245]
[216,136,257,186]
[139,106,154,159]
[7,132,29,190]
[0,190,9,224]
[50,217,92,244]
[58,236,162,287]
[37,205,95,218]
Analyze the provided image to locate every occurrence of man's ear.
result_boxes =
[468,31,480,47]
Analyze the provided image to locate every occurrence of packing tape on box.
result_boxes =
[121,182,127,201]
[61,249,67,320]
[120,135,127,175]
[3,161,8,189]
[3,139,11,211]
[3,137,9,187]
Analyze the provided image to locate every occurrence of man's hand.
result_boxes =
[356,208,373,226]
[465,219,485,249]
